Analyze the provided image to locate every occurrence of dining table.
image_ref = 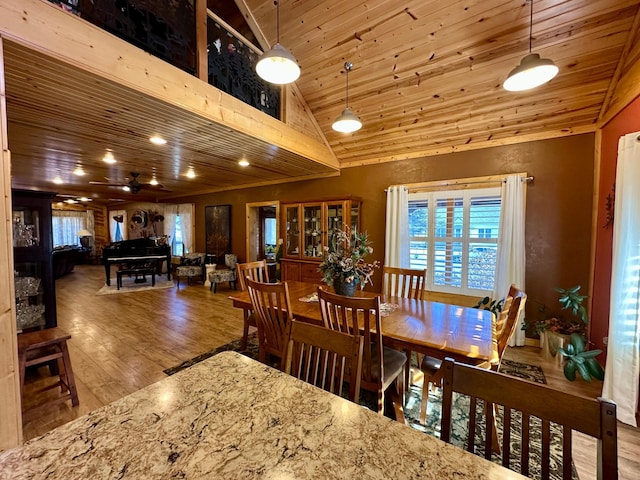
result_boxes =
[229,280,497,366]
[0,351,525,479]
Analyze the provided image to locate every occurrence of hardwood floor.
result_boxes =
[20,265,640,479]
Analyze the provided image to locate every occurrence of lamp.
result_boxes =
[503,0,558,92]
[255,1,300,85]
[332,62,362,133]
[77,229,92,248]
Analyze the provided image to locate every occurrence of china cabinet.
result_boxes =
[12,190,57,331]
[280,197,361,283]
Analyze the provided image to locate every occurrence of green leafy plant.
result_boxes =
[474,296,504,317]
[558,333,604,382]
[531,285,589,335]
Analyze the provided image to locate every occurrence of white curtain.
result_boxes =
[492,175,526,346]
[85,210,95,254]
[384,185,409,268]
[179,204,194,253]
[52,210,87,247]
[603,131,640,426]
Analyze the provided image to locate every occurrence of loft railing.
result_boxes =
[46,0,280,120]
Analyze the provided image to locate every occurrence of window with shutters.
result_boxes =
[408,187,501,295]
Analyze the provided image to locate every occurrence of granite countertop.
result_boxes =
[0,351,525,479]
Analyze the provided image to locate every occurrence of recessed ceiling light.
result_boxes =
[73,165,85,176]
[186,167,196,179]
[53,175,63,184]
[65,199,77,204]
[149,177,159,186]
[150,136,167,145]
[103,151,116,164]
[238,159,250,167]
[122,185,131,192]
[78,197,92,202]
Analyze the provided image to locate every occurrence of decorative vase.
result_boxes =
[333,277,357,296]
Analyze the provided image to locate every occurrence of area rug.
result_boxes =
[164,338,572,479]
[96,277,174,295]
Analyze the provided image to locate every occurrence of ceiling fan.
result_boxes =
[89,172,171,194]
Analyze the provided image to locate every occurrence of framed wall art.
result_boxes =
[205,205,231,262]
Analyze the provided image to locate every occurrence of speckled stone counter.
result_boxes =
[0,351,525,479]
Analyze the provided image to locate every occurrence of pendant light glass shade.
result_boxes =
[503,0,558,92]
[504,53,558,91]
[332,108,362,133]
[256,43,300,84]
[256,1,300,85]
[332,62,362,134]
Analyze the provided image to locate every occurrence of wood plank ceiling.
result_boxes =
[4,0,640,203]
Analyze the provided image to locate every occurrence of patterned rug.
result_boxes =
[96,277,174,295]
[164,337,574,480]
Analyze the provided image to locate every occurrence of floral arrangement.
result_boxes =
[319,225,380,289]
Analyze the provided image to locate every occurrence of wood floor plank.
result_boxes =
[18,265,639,480]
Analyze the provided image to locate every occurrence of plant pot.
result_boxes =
[333,277,357,296]
[540,331,570,365]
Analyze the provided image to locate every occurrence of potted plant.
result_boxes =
[532,286,604,381]
[318,225,379,296]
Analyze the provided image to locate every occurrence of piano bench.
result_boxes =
[116,268,155,290]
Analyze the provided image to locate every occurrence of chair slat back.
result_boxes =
[283,320,364,403]
[236,260,270,291]
[246,278,291,363]
[382,266,427,300]
[317,287,383,390]
[440,358,618,480]
[496,286,527,361]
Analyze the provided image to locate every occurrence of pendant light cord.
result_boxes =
[344,62,352,108]
[528,0,533,53]
[276,0,280,44]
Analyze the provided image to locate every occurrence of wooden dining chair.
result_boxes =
[317,287,407,416]
[282,319,364,403]
[245,277,290,366]
[382,266,427,300]
[419,286,526,424]
[382,265,427,388]
[440,357,618,480]
[236,260,270,350]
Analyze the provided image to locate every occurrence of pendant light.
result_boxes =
[256,1,300,85]
[332,62,362,133]
[503,0,558,92]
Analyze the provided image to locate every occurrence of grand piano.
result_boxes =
[102,238,171,286]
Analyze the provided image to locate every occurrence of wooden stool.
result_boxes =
[18,327,79,413]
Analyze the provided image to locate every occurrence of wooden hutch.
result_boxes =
[280,197,361,283]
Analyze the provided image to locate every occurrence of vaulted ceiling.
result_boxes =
[2,0,640,204]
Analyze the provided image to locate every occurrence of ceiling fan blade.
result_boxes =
[89,181,128,187]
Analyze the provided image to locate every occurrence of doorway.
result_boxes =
[245,201,280,262]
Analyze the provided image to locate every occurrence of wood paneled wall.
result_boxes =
[0,36,21,450]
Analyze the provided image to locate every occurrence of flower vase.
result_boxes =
[333,277,357,296]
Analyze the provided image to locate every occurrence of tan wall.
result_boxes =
[181,134,596,333]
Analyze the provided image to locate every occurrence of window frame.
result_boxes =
[409,186,501,296]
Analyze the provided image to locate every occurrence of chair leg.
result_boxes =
[60,340,79,406]
[420,375,430,425]
[241,311,250,350]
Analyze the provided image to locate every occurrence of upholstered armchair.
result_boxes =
[208,254,238,293]
[176,252,206,288]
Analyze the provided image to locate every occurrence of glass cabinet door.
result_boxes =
[302,204,323,259]
[325,201,345,246]
[14,262,46,331]
[12,207,41,247]
[350,201,361,237]
[284,205,300,256]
